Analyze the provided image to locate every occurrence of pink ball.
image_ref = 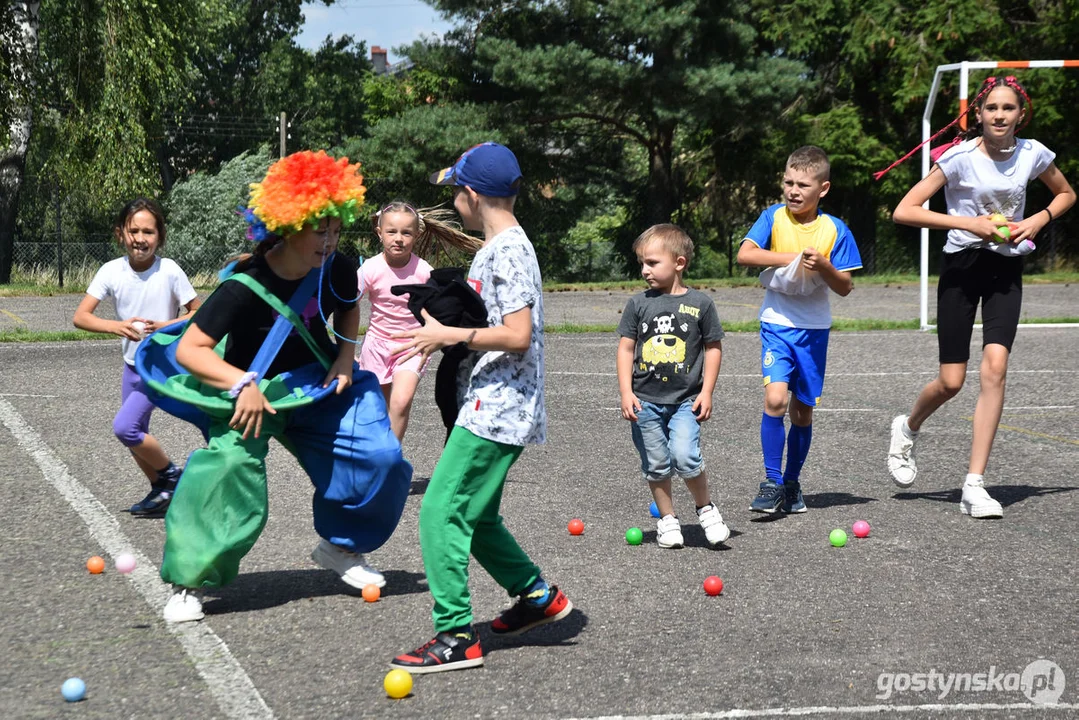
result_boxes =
[852,520,871,539]
[115,553,137,574]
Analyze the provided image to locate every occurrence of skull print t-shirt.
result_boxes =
[617,289,725,405]
[455,225,546,446]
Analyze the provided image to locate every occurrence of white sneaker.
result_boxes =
[311,539,386,589]
[960,479,1003,519]
[656,515,684,549]
[163,587,204,623]
[696,503,730,546]
[887,415,918,487]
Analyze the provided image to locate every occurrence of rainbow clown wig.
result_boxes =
[243,150,366,241]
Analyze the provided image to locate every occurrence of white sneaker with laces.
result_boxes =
[887,415,918,487]
[311,539,386,589]
[960,479,1003,519]
[163,587,204,623]
[696,504,730,546]
[656,515,684,549]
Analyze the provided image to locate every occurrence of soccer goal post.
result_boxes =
[918,59,1079,330]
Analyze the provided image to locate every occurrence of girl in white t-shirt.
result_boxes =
[883,76,1076,518]
[73,198,200,516]
[358,201,480,441]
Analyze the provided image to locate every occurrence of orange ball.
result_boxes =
[362,584,381,602]
[86,556,105,574]
[567,518,585,535]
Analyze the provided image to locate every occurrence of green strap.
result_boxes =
[226,273,334,371]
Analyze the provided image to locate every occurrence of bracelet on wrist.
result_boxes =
[465,329,478,347]
[228,371,259,398]
[1043,208,1054,223]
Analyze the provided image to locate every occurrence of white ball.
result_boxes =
[131,321,146,337]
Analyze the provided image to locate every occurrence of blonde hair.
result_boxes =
[632,224,695,267]
[786,145,830,181]
[373,201,483,261]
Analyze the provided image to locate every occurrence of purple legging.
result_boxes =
[114,363,155,448]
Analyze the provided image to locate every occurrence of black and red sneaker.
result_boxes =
[491,585,573,636]
[390,632,484,674]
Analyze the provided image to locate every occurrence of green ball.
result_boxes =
[829,528,848,548]
[625,527,644,545]
[997,225,1011,240]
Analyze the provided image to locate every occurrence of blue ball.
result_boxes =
[649,501,660,518]
[61,678,85,702]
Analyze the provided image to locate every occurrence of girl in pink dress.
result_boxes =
[359,201,480,441]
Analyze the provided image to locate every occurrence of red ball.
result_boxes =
[703,575,723,596]
[567,518,585,536]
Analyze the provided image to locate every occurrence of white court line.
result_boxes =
[0,398,273,720]
[571,700,1079,718]
[1004,406,1075,410]
[0,393,60,398]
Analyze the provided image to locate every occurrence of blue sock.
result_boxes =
[524,577,551,606]
[761,413,785,485]
[783,423,813,484]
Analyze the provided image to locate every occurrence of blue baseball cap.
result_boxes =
[429,142,522,197]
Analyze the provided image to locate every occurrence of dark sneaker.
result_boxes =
[781,482,807,514]
[750,481,784,514]
[390,632,484,674]
[129,485,174,516]
[491,586,572,636]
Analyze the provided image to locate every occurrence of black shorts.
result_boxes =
[937,248,1023,364]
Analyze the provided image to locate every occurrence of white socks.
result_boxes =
[965,473,984,486]
[902,419,918,439]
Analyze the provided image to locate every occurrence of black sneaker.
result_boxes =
[129,467,180,517]
[491,586,572,636]
[390,632,484,674]
[782,482,807,514]
[750,481,784,514]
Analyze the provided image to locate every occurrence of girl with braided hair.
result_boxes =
[358,201,481,442]
[880,75,1075,518]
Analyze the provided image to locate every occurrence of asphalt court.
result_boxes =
[2,325,1078,719]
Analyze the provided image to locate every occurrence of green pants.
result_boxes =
[419,426,540,632]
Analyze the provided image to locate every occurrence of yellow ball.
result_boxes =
[384,669,413,699]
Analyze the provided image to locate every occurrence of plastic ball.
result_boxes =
[61,677,86,702]
[829,529,848,548]
[362,584,381,603]
[86,556,105,574]
[131,320,146,337]
[115,553,136,574]
[567,518,584,536]
[384,668,412,699]
[852,520,871,539]
[703,576,724,596]
[649,501,660,518]
[625,527,644,546]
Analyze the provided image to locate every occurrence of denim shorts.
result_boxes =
[630,399,704,482]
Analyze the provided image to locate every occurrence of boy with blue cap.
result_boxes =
[389,143,573,673]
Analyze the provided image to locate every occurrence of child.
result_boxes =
[882,76,1075,517]
[616,224,729,548]
[388,142,572,673]
[738,145,863,514]
[158,150,412,623]
[73,197,200,516]
[358,201,480,441]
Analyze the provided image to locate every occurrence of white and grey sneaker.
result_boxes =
[656,515,684,549]
[163,587,204,623]
[960,479,1003,519]
[311,539,386,589]
[696,503,730,546]
[887,415,918,488]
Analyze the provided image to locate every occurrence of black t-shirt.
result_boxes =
[191,253,358,378]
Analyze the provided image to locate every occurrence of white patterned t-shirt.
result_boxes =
[455,226,546,446]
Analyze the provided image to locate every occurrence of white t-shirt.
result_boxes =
[86,256,198,366]
[455,226,546,446]
[937,138,1056,256]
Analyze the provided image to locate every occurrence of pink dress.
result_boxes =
[358,252,433,384]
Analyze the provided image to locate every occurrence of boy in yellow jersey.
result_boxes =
[737,146,863,514]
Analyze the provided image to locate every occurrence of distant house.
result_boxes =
[371,46,414,77]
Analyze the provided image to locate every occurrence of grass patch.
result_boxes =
[0,328,103,343]
[1020,317,1079,324]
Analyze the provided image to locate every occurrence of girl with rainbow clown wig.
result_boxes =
[156,150,412,624]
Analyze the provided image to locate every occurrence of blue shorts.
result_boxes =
[630,399,704,482]
[760,323,829,407]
